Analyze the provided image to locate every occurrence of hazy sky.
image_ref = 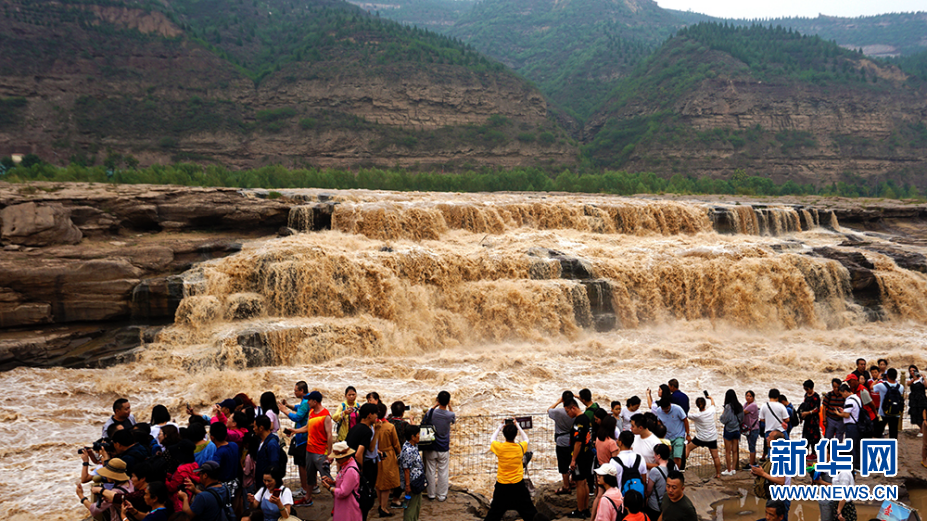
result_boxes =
[655,0,925,19]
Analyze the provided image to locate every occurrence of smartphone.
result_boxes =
[505,418,514,425]
[404,405,411,411]
[272,488,282,497]
[703,390,709,397]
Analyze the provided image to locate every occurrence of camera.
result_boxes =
[505,418,514,425]
[112,493,125,506]
[78,437,114,455]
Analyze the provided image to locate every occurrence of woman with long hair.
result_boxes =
[719,389,743,476]
[149,405,176,450]
[259,391,281,433]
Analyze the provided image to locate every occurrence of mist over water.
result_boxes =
[2,191,926,519]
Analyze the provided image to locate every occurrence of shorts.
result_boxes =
[692,438,718,450]
[572,452,594,481]
[307,452,333,480]
[556,445,572,475]
[292,446,307,467]
[723,430,741,441]
[669,437,685,460]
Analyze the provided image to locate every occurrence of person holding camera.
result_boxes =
[113,428,150,475]
[243,467,294,521]
[484,417,537,521]
[76,458,134,521]
[121,481,170,521]
[177,461,231,521]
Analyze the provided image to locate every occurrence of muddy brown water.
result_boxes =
[2,191,927,520]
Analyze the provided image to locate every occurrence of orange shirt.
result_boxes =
[306,408,331,455]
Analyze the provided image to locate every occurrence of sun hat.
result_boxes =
[97,458,130,482]
[594,464,617,477]
[331,441,356,459]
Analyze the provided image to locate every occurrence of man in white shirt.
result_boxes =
[629,413,661,468]
[621,396,641,432]
[836,383,862,471]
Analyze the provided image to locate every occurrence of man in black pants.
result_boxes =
[346,402,379,521]
[484,420,537,521]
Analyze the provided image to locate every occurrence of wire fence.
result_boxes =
[279,404,919,487]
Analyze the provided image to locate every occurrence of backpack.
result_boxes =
[786,404,799,429]
[883,383,904,416]
[418,409,436,451]
[615,455,645,497]
[753,459,774,500]
[204,485,236,521]
[653,466,666,507]
[847,395,873,437]
[348,464,378,511]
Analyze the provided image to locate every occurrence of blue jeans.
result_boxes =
[747,428,760,454]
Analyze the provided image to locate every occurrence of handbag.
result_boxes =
[519,443,535,497]
[841,501,857,521]
[418,409,436,450]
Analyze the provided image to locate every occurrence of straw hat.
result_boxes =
[97,458,130,482]
[331,441,355,459]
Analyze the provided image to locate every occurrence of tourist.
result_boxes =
[644,443,674,521]
[254,414,282,487]
[165,439,199,513]
[258,391,281,433]
[799,380,821,459]
[322,441,362,521]
[177,460,230,520]
[823,378,846,441]
[595,416,620,466]
[123,480,170,521]
[742,390,760,468]
[659,471,697,521]
[719,389,743,476]
[375,402,402,517]
[113,461,157,517]
[750,431,792,518]
[399,425,425,521]
[621,490,647,521]
[484,418,537,521]
[909,366,926,437]
[112,428,150,474]
[104,398,137,437]
[346,402,379,519]
[333,386,360,442]
[565,398,593,519]
[548,391,578,495]
[591,465,621,521]
[149,405,176,451]
[878,358,889,374]
[762,500,788,521]
[622,397,641,432]
[77,457,134,521]
[667,379,689,414]
[607,431,647,518]
[579,389,601,421]
[423,390,455,502]
[210,422,240,503]
[851,358,869,382]
[759,389,789,440]
[280,380,310,500]
[646,390,688,469]
[685,394,721,479]
[187,423,216,467]
[778,394,797,438]
[122,480,170,521]
[629,413,660,468]
[226,411,250,445]
[243,467,294,521]
[834,469,857,521]
[287,390,333,507]
[835,383,863,470]
[367,392,382,405]
[388,400,413,508]
[611,401,624,432]
[873,368,903,439]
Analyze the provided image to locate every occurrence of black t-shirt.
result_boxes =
[571,414,591,456]
[345,423,373,455]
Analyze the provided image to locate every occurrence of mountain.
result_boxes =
[670,11,927,58]
[446,0,681,121]
[0,0,576,169]
[583,23,927,191]
[346,0,477,33]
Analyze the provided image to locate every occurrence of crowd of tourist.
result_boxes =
[76,358,926,521]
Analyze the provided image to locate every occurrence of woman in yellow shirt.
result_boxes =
[484,419,537,521]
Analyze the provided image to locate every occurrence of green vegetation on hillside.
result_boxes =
[2,161,920,199]
[448,0,679,120]
[347,0,477,33]
[889,50,927,81]
[584,23,899,169]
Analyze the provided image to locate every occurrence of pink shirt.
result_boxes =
[595,438,618,465]
[334,458,362,521]
[595,487,624,521]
